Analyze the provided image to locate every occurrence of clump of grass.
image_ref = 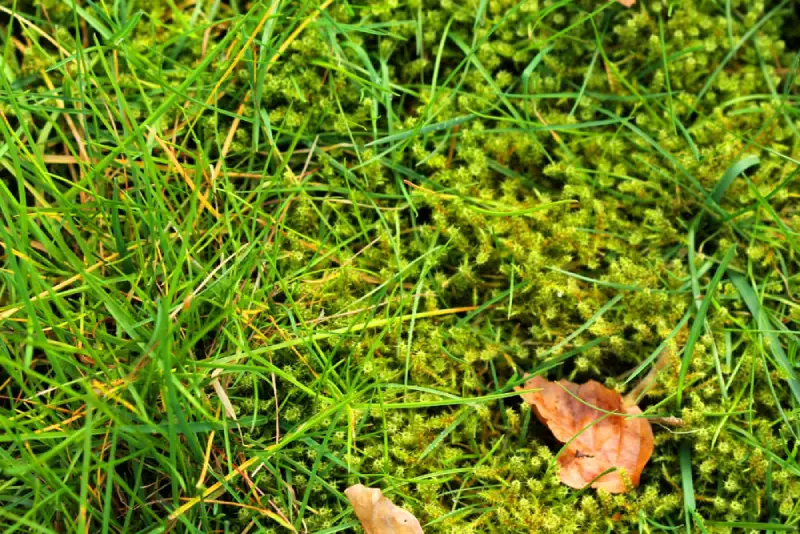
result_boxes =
[0,0,799,532]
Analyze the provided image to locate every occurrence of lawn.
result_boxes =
[0,0,799,532]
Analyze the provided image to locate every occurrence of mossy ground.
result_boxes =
[0,0,799,532]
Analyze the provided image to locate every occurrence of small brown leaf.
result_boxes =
[516,375,654,493]
[345,484,424,534]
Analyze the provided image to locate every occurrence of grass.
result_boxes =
[0,0,799,532]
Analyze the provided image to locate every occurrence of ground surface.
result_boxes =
[0,1,799,532]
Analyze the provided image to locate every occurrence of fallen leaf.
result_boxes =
[345,484,424,534]
[516,375,654,493]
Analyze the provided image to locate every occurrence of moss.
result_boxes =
[5,0,799,531]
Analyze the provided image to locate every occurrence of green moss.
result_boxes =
[1,0,799,532]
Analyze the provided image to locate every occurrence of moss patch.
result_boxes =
[1,0,799,532]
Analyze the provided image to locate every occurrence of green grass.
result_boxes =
[1,0,799,532]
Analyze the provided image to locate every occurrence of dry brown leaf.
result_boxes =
[516,375,654,493]
[345,484,424,534]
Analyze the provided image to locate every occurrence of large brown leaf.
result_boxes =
[345,484,424,534]
[516,375,654,493]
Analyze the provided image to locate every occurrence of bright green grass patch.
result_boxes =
[0,0,799,532]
